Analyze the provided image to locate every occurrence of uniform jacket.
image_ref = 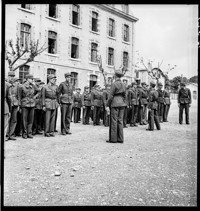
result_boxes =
[91,89,101,107]
[124,88,129,106]
[34,84,42,109]
[58,81,74,104]
[73,93,82,108]
[148,88,159,110]
[9,82,20,107]
[19,81,40,108]
[178,88,192,104]
[106,78,126,107]
[103,89,110,106]
[5,81,11,114]
[157,89,165,103]
[139,87,148,105]
[163,88,171,105]
[128,87,139,106]
[81,91,91,106]
[42,83,59,110]
[99,91,104,107]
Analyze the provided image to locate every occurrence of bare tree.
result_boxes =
[5,37,48,72]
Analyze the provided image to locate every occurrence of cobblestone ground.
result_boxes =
[3,100,197,206]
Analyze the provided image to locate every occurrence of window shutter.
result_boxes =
[69,4,72,23]
[114,20,117,37]
[89,9,92,30]
[68,36,71,57]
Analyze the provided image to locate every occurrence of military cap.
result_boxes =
[132,81,137,85]
[115,69,124,77]
[84,86,89,89]
[150,81,156,85]
[76,87,81,90]
[13,77,20,82]
[94,84,99,88]
[165,81,171,86]
[8,71,15,76]
[26,74,34,79]
[48,74,56,80]
[180,82,186,86]
[34,78,41,82]
[141,82,147,85]
[158,82,163,86]
[40,81,45,85]
[64,72,71,77]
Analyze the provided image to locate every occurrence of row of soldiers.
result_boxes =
[4,70,172,141]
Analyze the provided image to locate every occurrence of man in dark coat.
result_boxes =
[73,88,82,123]
[146,81,161,131]
[82,86,91,125]
[42,74,59,137]
[123,84,130,128]
[157,82,165,123]
[103,84,111,127]
[128,81,139,127]
[19,74,40,139]
[58,72,74,135]
[178,82,192,124]
[106,69,126,143]
[163,81,171,122]
[139,82,148,125]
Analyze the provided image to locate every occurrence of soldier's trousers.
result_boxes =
[61,104,72,133]
[8,106,18,137]
[14,110,22,135]
[45,109,56,135]
[82,106,91,124]
[73,107,81,123]
[109,106,125,143]
[93,106,101,125]
[103,108,110,127]
[54,108,58,131]
[4,113,10,140]
[157,102,164,122]
[163,104,170,121]
[148,109,160,130]
[179,104,189,124]
[130,105,138,125]
[22,107,35,136]
[139,104,148,124]
[33,109,42,132]
[123,106,128,126]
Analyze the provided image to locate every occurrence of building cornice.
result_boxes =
[94,4,139,22]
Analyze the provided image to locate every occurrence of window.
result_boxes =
[71,37,79,59]
[123,52,129,67]
[71,72,78,90]
[47,68,56,83]
[92,12,98,32]
[124,24,129,42]
[21,4,31,10]
[72,4,80,26]
[91,43,98,62]
[49,4,57,18]
[19,65,30,83]
[20,23,31,48]
[109,18,115,37]
[108,48,114,65]
[122,4,129,13]
[90,74,97,90]
[48,31,57,54]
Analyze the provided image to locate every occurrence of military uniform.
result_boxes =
[8,78,20,140]
[178,82,191,124]
[123,85,130,128]
[139,82,148,125]
[5,81,11,141]
[99,89,104,124]
[91,85,101,126]
[157,82,164,122]
[128,83,139,127]
[147,82,160,131]
[73,88,82,123]
[42,75,59,136]
[19,74,40,139]
[58,73,74,135]
[103,86,110,127]
[163,83,171,122]
[106,70,126,143]
[81,86,91,125]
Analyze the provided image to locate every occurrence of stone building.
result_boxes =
[5,4,138,90]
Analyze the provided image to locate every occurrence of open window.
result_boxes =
[48,31,57,54]
[91,43,98,62]
[108,47,114,65]
[20,23,31,48]
[72,4,80,26]
[92,11,98,32]
[49,4,57,18]
[71,37,79,59]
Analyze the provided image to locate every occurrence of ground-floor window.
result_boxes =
[90,74,97,90]
[19,65,30,84]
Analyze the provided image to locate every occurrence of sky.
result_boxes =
[129,4,198,79]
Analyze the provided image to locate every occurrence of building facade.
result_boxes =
[5,4,138,90]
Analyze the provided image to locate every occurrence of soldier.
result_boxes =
[32,78,43,135]
[178,82,192,125]
[146,81,161,131]
[139,82,148,125]
[54,81,59,132]
[157,82,165,123]
[82,86,91,125]
[58,72,74,135]
[73,88,82,123]
[106,69,126,143]
[5,80,11,142]
[7,77,20,140]
[123,84,130,128]
[163,81,171,122]
[7,71,15,84]
[103,84,111,127]
[40,81,46,131]
[128,81,139,127]
[42,74,59,137]
[19,74,40,139]
[91,84,101,126]
[99,87,104,125]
